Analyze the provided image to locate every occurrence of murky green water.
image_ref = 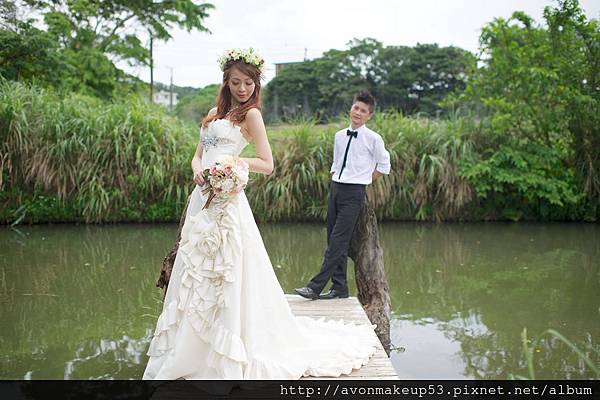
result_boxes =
[0,222,598,379]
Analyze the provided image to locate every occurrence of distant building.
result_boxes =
[153,90,178,107]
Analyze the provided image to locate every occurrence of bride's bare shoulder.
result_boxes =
[244,107,263,122]
[201,107,218,130]
[246,107,262,116]
[238,109,263,142]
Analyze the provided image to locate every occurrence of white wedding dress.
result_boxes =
[142,119,378,380]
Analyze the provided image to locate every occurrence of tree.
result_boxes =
[0,1,66,85]
[0,21,66,86]
[378,44,474,115]
[3,0,214,97]
[174,83,220,124]
[263,38,474,122]
[462,0,600,208]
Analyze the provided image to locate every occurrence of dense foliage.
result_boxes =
[173,84,220,124]
[456,0,599,213]
[263,38,474,122]
[1,81,595,223]
[0,0,213,98]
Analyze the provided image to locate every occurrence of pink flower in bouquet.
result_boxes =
[201,156,249,209]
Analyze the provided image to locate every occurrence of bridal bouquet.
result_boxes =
[201,155,249,209]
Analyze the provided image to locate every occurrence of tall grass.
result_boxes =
[0,80,196,223]
[510,328,600,380]
[1,80,588,223]
[247,120,333,221]
[374,112,478,220]
[248,111,480,221]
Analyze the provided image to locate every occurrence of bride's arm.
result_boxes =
[241,108,274,175]
[191,141,204,185]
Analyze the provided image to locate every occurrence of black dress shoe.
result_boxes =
[319,289,349,299]
[294,287,319,300]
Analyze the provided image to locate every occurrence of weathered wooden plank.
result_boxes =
[286,294,398,380]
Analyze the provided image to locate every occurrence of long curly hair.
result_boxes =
[202,60,263,128]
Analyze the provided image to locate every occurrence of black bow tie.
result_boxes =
[346,129,358,138]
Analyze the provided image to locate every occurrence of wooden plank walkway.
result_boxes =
[286,294,399,380]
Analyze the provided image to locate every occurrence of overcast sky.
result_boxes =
[118,0,600,89]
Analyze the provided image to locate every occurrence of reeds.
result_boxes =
[1,80,196,223]
[247,120,333,221]
[0,80,517,223]
[374,112,478,221]
[248,111,479,221]
[511,328,600,380]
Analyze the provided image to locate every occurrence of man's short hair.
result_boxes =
[353,91,376,113]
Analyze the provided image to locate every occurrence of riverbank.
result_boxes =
[1,81,597,224]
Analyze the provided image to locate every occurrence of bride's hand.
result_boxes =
[193,167,205,186]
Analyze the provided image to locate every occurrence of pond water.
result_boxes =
[0,222,598,379]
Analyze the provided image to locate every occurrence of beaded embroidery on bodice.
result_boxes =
[200,119,249,169]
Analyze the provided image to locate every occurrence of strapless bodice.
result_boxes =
[200,119,249,169]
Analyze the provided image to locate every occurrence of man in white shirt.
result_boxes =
[295,91,391,300]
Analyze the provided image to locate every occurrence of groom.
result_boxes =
[295,91,391,300]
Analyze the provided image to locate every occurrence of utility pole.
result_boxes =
[168,66,174,111]
[149,30,154,103]
[304,47,307,61]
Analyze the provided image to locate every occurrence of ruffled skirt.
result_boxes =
[142,186,378,379]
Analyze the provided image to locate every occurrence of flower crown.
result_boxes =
[218,48,265,72]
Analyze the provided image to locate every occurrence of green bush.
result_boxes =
[459,142,583,221]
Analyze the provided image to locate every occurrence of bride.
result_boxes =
[142,48,378,380]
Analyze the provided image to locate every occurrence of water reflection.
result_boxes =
[382,223,599,380]
[0,222,598,379]
[390,317,469,380]
[61,331,152,379]
[0,224,168,379]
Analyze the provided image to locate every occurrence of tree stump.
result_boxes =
[156,197,190,296]
[348,199,392,356]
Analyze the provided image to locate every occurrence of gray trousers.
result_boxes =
[307,181,366,294]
